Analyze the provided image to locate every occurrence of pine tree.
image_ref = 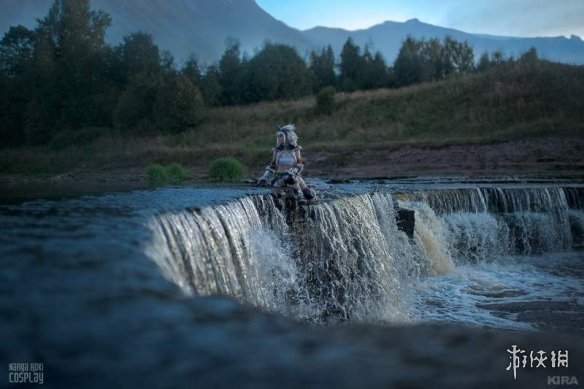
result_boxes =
[218,40,244,105]
[394,36,425,86]
[309,45,336,92]
[199,65,222,107]
[339,38,363,91]
[359,48,389,90]
[182,56,201,87]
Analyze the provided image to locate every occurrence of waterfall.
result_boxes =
[564,187,584,248]
[403,187,574,255]
[145,186,584,324]
[146,196,296,308]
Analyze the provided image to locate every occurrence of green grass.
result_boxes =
[146,163,190,186]
[147,164,167,186]
[207,157,247,181]
[1,60,583,175]
[166,162,190,182]
[178,60,584,150]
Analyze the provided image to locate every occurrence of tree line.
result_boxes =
[0,0,540,147]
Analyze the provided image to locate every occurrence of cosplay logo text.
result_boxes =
[8,362,44,385]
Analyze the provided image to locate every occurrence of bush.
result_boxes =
[147,164,168,186]
[315,86,336,115]
[208,157,246,181]
[146,163,191,186]
[166,162,190,183]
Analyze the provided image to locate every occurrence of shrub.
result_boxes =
[208,157,246,181]
[146,162,190,186]
[147,164,167,185]
[315,86,336,115]
[166,162,190,183]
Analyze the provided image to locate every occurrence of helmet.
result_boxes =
[279,124,296,132]
[277,124,298,146]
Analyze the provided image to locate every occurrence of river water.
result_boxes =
[1,178,583,386]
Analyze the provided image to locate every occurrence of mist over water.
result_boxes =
[146,186,584,328]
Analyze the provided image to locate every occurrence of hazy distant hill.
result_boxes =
[93,0,313,63]
[0,0,313,63]
[1,0,583,64]
[304,18,584,64]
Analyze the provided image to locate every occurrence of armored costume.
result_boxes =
[257,124,316,201]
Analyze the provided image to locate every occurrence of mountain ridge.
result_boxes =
[0,0,583,64]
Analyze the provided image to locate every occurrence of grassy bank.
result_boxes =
[1,60,583,175]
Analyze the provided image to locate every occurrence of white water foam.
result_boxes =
[410,252,584,330]
[145,187,584,329]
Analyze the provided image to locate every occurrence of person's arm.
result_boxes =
[270,150,277,169]
[286,149,304,176]
[294,149,304,173]
[257,150,277,186]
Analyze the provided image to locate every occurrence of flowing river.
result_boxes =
[1,178,583,387]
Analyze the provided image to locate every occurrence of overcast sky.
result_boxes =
[255,0,584,38]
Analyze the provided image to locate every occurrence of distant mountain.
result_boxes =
[1,1,584,65]
[92,0,314,63]
[0,0,314,63]
[304,18,584,64]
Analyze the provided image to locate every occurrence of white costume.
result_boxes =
[257,124,316,201]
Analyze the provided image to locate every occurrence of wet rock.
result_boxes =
[396,207,415,238]
[467,286,527,298]
[477,300,584,333]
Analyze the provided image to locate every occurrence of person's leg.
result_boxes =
[297,176,316,200]
[297,176,307,190]
[277,175,302,199]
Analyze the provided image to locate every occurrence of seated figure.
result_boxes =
[256,124,316,201]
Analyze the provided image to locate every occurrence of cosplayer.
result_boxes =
[256,124,316,201]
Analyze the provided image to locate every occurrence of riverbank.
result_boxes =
[307,135,584,179]
[2,60,583,178]
[2,135,583,202]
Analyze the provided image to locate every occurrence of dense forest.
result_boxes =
[0,0,550,149]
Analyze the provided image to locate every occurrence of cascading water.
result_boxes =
[147,193,414,323]
[145,186,584,327]
[403,187,574,258]
[564,187,584,248]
